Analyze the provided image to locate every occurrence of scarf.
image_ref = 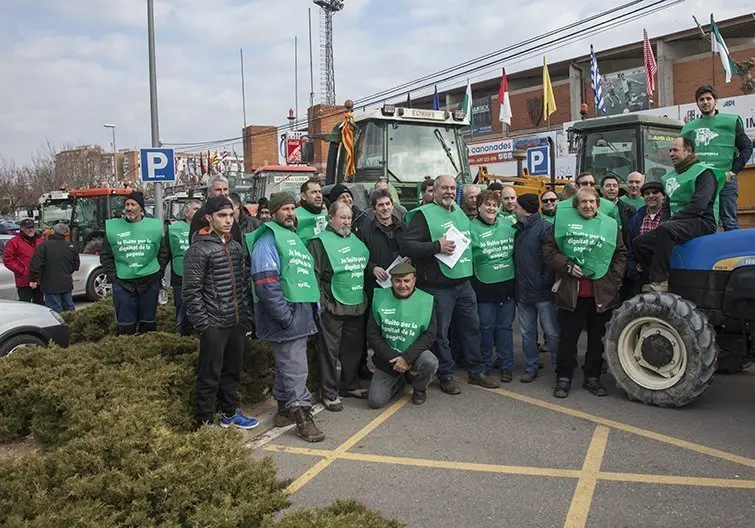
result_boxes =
[673,154,699,174]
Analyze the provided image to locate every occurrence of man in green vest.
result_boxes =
[307,200,370,411]
[681,85,753,231]
[540,190,558,224]
[563,173,623,227]
[367,262,438,408]
[620,172,646,210]
[162,199,201,335]
[500,185,518,221]
[296,178,327,245]
[401,175,500,395]
[100,191,169,335]
[461,184,481,220]
[633,136,724,293]
[248,192,324,443]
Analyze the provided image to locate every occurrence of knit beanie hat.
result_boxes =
[205,196,233,215]
[268,192,296,213]
[53,223,69,236]
[126,191,145,211]
[517,193,540,214]
[330,183,353,201]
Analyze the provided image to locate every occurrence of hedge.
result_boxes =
[1,303,401,527]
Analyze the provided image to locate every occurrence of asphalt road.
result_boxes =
[250,329,755,528]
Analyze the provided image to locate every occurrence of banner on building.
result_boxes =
[599,67,651,116]
[461,96,493,136]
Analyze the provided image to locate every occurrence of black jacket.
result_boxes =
[367,296,437,377]
[355,214,406,292]
[513,214,555,304]
[100,220,169,292]
[399,207,467,289]
[182,229,249,332]
[28,234,80,294]
[614,198,636,248]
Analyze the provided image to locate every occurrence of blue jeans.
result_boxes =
[424,281,484,379]
[173,284,192,336]
[44,292,75,313]
[719,179,738,231]
[112,279,160,334]
[518,301,560,373]
[477,300,515,373]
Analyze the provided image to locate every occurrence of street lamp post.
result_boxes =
[103,124,116,184]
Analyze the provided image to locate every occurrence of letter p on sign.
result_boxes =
[139,148,175,182]
[526,145,549,176]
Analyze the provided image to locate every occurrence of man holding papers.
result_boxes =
[401,175,500,395]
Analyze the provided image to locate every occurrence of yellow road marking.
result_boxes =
[283,395,410,494]
[565,426,610,528]
[488,387,755,469]
[598,472,755,489]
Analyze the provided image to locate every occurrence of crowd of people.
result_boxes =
[3,84,749,444]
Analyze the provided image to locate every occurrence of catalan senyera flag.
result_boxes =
[341,109,356,179]
[543,57,557,117]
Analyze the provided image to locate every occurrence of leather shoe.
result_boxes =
[468,373,500,389]
[412,390,427,405]
[583,377,608,397]
[439,379,461,395]
[553,377,571,398]
[520,371,538,383]
[500,370,513,383]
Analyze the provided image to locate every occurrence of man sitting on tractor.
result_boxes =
[633,137,725,293]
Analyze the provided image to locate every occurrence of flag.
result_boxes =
[461,78,472,118]
[497,68,512,125]
[341,109,356,179]
[590,45,606,114]
[542,57,557,117]
[710,15,738,83]
[643,29,657,97]
[432,85,440,110]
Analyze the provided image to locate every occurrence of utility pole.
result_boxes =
[147,0,163,220]
[295,36,299,126]
[103,124,116,183]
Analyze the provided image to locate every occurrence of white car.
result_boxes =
[0,235,109,301]
[0,299,70,356]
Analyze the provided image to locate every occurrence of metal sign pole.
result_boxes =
[147,0,163,220]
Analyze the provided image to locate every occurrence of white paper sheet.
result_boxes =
[377,256,411,289]
[435,225,471,269]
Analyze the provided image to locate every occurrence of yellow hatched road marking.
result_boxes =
[564,426,610,528]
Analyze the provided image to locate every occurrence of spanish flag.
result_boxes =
[543,57,557,117]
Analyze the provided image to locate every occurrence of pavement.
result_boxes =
[248,332,755,528]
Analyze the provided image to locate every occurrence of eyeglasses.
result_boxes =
[541,198,557,203]
[642,190,662,196]
[578,181,596,187]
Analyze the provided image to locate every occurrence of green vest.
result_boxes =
[498,211,517,224]
[681,113,740,172]
[372,287,434,354]
[167,220,190,276]
[246,221,320,303]
[105,218,163,280]
[554,207,617,280]
[295,206,327,246]
[470,217,516,284]
[558,196,622,227]
[661,162,725,219]
[415,203,473,279]
[542,213,555,224]
[620,195,645,210]
[314,230,369,306]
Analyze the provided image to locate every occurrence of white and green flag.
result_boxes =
[461,78,472,118]
[710,15,738,84]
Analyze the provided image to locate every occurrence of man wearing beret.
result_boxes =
[183,196,258,430]
[307,200,370,409]
[626,180,668,293]
[401,175,499,395]
[100,191,169,335]
[248,192,325,443]
[367,261,438,407]
[3,218,43,304]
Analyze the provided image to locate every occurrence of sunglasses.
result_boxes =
[541,198,557,203]
[578,181,596,187]
[643,190,662,196]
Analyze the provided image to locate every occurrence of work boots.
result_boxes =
[294,407,325,443]
[274,400,296,428]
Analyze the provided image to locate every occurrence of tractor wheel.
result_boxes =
[604,293,717,408]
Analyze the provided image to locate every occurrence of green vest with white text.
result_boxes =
[414,203,473,279]
[314,230,369,306]
[372,287,434,354]
[553,207,617,280]
[167,220,190,276]
[105,217,163,280]
[296,206,327,246]
[681,113,740,172]
[469,217,516,284]
[661,162,725,220]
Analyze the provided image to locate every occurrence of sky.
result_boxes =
[1,0,752,165]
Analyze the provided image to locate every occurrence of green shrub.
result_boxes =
[271,500,405,527]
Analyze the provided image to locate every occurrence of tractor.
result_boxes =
[568,113,755,406]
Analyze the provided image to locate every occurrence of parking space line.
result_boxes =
[487,387,755,468]
[598,471,755,489]
[564,426,609,528]
[283,395,410,494]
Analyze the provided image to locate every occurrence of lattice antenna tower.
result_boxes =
[314,0,344,105]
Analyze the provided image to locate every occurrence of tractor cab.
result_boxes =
[240,165,318,207]
[68,187,131,253]
[37,190,73,236]
[323,105,470,208]
[568,114,682,184]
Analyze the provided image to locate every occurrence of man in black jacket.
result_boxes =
[29,223,80,313]
[600,173,636,247]
[367,262,438,408]
[182,196,258,430]
[633,137,723,292]
[189,175,243,244]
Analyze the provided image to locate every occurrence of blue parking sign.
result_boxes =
[140,148,175,182]
[526,146,550,176]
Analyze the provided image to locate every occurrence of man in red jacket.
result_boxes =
[2,218,44,304]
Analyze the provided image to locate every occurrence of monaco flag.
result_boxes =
[498,68,512,125]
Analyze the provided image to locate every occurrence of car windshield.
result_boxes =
[385,123,465,183]
[582,128,638,182]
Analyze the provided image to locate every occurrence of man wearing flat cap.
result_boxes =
[367,261,439,408]
[307,200,370,410]
[182,196,258,431]
[100,190,169,335]
[29,223,80,313]
[3,218,43,304]
[248,192,325,443]
[626,180,668,293]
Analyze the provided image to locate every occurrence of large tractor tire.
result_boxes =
[604,293,717,408]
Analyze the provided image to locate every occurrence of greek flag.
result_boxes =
[590,45,606,114]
